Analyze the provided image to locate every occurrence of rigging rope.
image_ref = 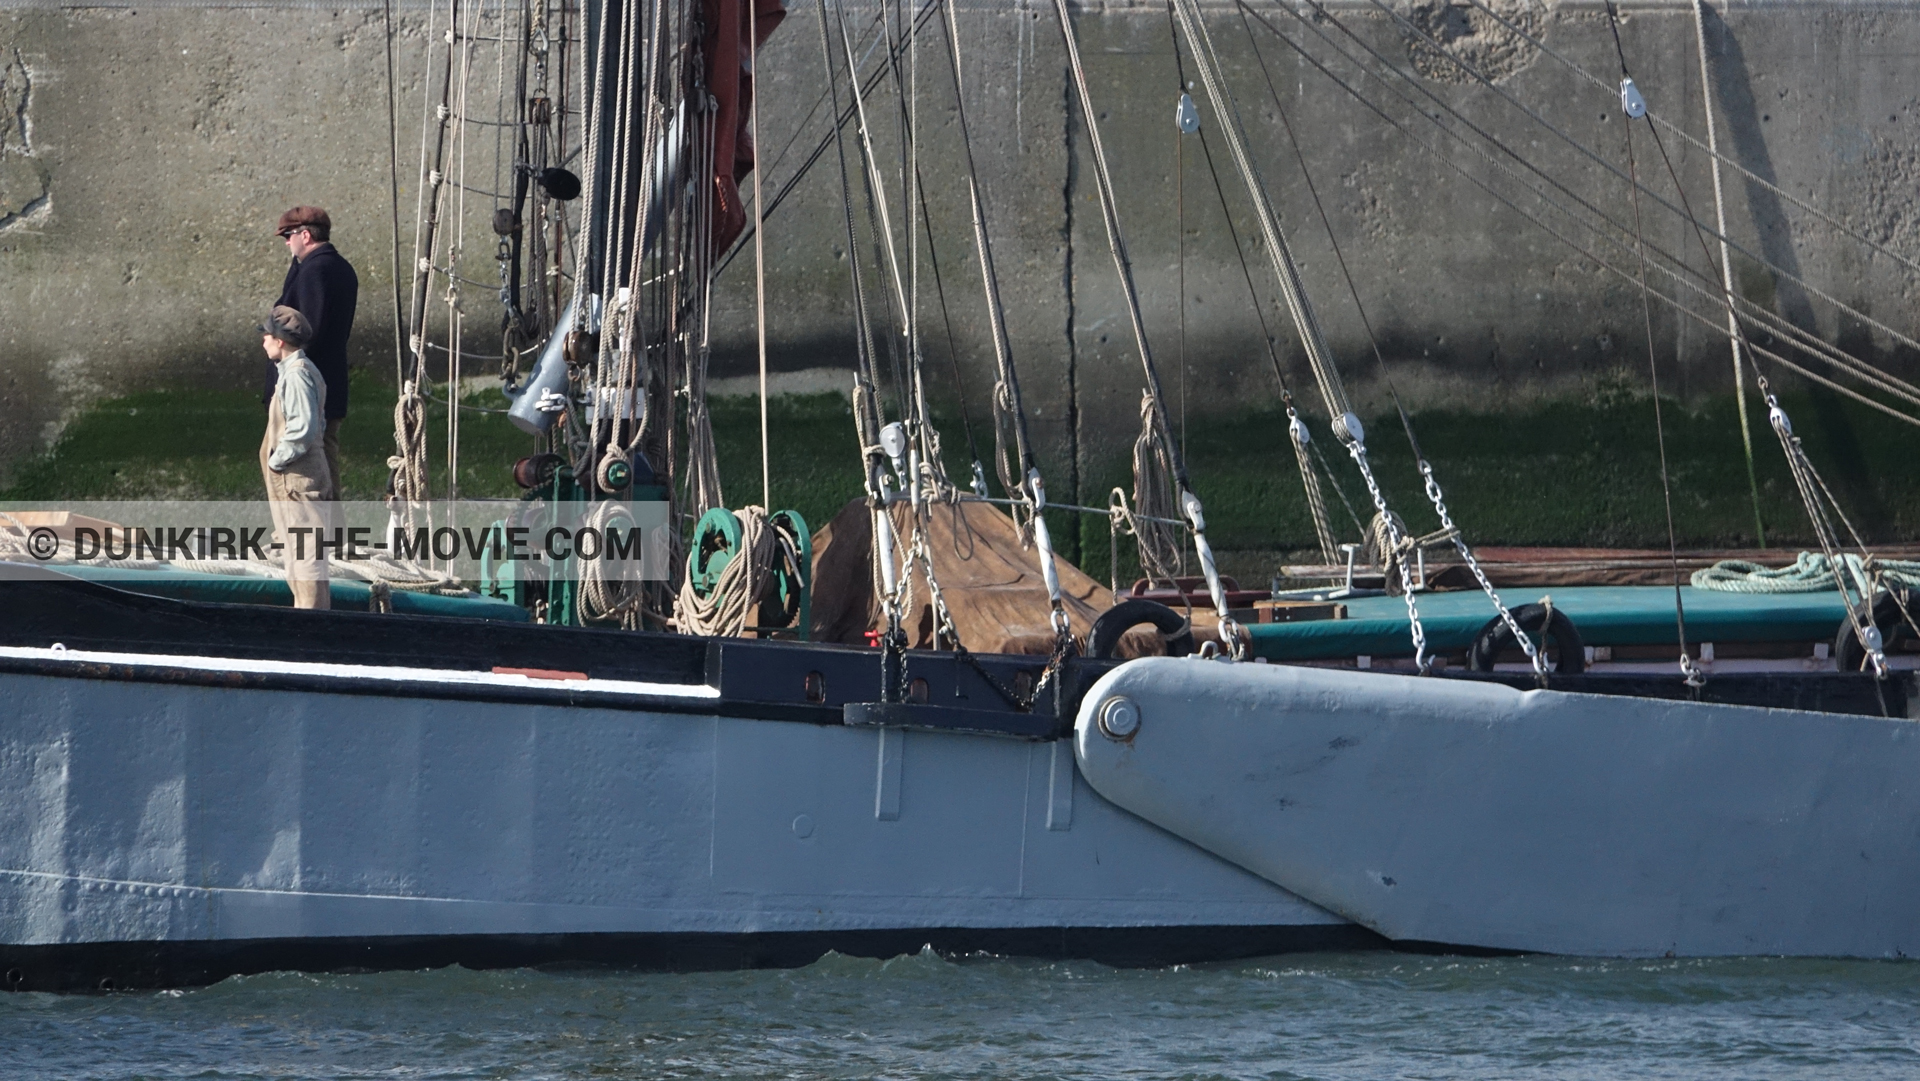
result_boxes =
[1693,552,1920,594]
[815,0,907,652]
[1168,0,1430,667]
[879,0,955,500]
[1240,0,1920,431]
[1055,0,1237,648]
[579,498,645,626]
[816,0,884,460]
[1457,0,1920,283]
[1609,1,1705,688]
[752,0,771,510]
[938,0,1067,643]
[837,14,913,429]
[1344,0,1920,408]
[674,506,795,637]
[1163,5,1339,565]
[394,0,462,542]
[832,0,912,378]
[1690,0,1765,547]
[382,0,408,401]
[1604,0,1891,677]
[715,0,941,279]
[938,0,1035,511]
[1239,3,1542,677]
[1130,394,1186,586]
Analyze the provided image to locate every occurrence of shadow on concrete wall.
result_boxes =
[1703,5,1882,526]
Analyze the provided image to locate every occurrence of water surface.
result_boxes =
[9,950,1919,1079]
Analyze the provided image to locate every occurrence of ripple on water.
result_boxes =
[4,951,1920,1080]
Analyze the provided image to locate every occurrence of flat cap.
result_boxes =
[260,305,314,347]
[276,206,331,237]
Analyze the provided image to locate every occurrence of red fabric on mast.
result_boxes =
[702,0,785,254]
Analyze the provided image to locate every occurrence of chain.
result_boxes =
[953,643,1031,711]
[1031,629,1078,715]
[1418,460,1547,680]
[1345,438,1429,671]
[912,527,963,652]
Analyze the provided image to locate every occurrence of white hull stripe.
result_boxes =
[0,645,720,699]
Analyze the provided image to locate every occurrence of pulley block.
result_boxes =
[597,456,632,492]
[689,508,743,600]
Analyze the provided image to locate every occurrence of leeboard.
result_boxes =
[1073,657,1920,957]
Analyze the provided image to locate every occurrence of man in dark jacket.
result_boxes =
[270,206,358,492]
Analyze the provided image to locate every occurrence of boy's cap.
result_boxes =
[276,206,331,237]
[259,305,313,346]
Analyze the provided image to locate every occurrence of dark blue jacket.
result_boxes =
[268,243,359,420]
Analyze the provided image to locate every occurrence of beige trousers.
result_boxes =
[261,391,335,610]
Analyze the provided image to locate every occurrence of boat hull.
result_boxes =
[0,664,1354,991]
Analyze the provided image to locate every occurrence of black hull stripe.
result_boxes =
[0,925,1390,993]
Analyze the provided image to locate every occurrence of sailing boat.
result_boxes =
[0,0,1355,993]
[3,0,1919,992]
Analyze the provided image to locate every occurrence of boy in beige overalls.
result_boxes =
[259,305,333,609]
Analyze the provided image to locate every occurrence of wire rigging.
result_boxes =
[1458,0,1920,283]
[1163,3,1345,564]
[1606,3,1705,688]
[1239,3,1544,676]
[1360,0,1920,401]
[1242,0,1920,430]
[1603,2,1892,677]
[1291,0,1920,416]
[1168,0,1437,668]
[1690,0,1766,547]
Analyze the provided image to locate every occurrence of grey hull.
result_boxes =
[0,659,1347,986]
[1073,658,1920,959]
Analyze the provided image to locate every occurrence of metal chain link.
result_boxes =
[912,526,963,652]
[1345,440,1429,671]
[1418,461,1548,680]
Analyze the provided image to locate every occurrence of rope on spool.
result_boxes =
[675,506,809,638]
[578,499,646,626]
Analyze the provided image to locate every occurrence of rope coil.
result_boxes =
[675,506,804,638]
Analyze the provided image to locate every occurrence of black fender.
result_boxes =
[1088,599,1197,660]
[1467,602,1586,674]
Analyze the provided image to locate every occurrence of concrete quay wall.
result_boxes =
[2,0,1917,489]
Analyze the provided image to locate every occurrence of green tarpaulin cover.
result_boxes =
[45,563,531,622]
[1247,585,1850,661]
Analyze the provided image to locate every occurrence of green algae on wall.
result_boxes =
[6,380,1918,589]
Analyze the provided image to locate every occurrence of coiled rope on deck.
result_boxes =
[1693,553,1920,595]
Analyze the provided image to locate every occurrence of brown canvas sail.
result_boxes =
[809,498,1168,657]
